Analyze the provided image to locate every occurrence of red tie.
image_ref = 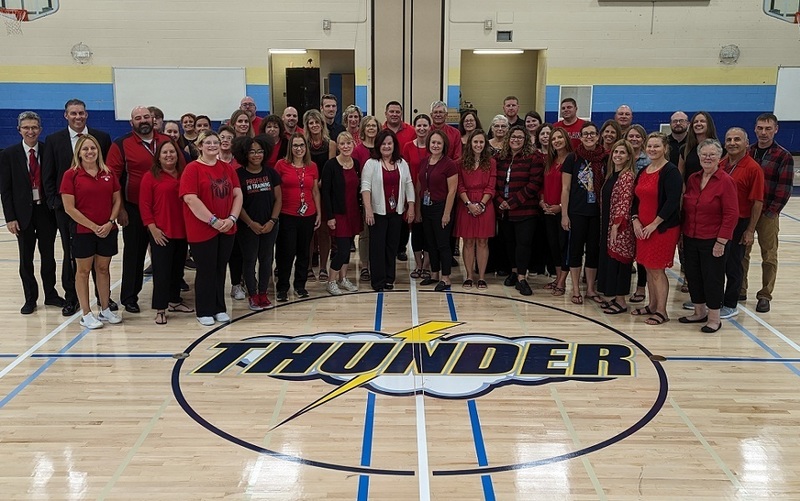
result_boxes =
[28,147,41,189]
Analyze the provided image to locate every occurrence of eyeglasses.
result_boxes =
[581,132,598,137]
[219,136,234,142]
[699,153,720,159]
[203,141,220,146]
[509,136,526,141]
[249,149,265,155]
[241,103,256,108]
[493,124,509,129]
[292,144,306,149]
[671,119,687,123]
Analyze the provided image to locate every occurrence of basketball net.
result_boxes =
[1,8,25,37]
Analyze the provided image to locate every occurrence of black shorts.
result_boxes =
[71,229,119,259]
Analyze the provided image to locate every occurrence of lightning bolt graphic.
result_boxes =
[271,320,461,430]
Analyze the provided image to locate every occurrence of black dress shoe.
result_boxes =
[420,278,438,286]
[44,296,66,308]
[434,281,451,292]
[503,273,519,287]
[756,298,770,313]
[108,299,119,311]
[62,302,78,316]
[124,302,141,313]
[397,252,408,262]
[700,322,722,333]
[20,302,36,315]
[516,279,533,296]
[144,264,153,275]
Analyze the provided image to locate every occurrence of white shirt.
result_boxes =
[70,127,89,152]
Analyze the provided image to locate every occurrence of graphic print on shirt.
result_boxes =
[208,174,232,199]
[244,175,273,196]
[576,159,594,194]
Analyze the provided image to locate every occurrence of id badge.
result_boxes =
[297,201,308,216]
[587,191,596,204]
[388,194,397,211]
[32,188,41,202]
[503,185,510,199]
[423,190,432,206]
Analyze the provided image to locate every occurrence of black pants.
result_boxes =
[422,202,454,276]
[54,207,78,303]
[190,233,234,317]
[275,214,315,293]
[369,213,402,289]
[121,202,148,305]
[684,236,727,310]
[149,235,187,310]
[598,256,633,296]
[398,222,410,255]
[543,214,569,272]
[410,222,426,253]
[238,224,278,295]
[330,236,354,272]
[529,215,551,274]
[17,204,59,304]
[566,213,600,269]
[636,262,647,288]
[498,217,536,276]
[723,217,749,308]
[228,232,244,286]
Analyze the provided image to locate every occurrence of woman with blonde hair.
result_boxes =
[541,127,573,296]
[597,139,637,314]
[342,105,363,146]
[60,135,122,329]
[230,109,254,138]
[303,109,337,281]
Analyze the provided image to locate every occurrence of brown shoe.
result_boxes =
[756,298,770,313]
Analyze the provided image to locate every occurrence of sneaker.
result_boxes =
[214,312,231,322]
[230,284,246,300]
[98,308,122,324]
[682,300,695,310]
[277,291,288,302]
[326,281,343,296]
[503,273,519,287]
[80,312,103,330]
[719,306,739,319]
[295,289,310,298]
[397,251,408,262]
[197,316,214,326]
[258,293,273,309]
[248,296,264,311]
[339,278,358,292]
[516,279,533,296]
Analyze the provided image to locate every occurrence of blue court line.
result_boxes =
[446,291,496,500]
[0,353,176,358]
[0,328,90,409]
[781,212,800,223]
[667,356,800,363]
[728,319,800,378]
[356,293,383,500]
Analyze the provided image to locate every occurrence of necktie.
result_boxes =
[28,147,40,189]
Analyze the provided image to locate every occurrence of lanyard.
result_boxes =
[296,166,306,203]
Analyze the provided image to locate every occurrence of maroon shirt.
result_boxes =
[418,156,458,202]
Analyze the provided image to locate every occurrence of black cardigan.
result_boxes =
[320,157,362,219]
[631,161,682,232]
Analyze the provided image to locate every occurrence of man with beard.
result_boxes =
[383,101,415,146]
[106,106,171,313]
[42,99,113,316]
[667,111,689,166]
[240,96,262,133]
[321,94,345,141]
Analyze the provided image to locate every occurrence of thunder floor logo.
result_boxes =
[190,321,636,428]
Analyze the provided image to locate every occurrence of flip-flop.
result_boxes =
[552,286,565,297]
[154,311,167,325]
[544,280,557,290]
[645,312,669,325]
[602,300,628,315]
[629,292,646,303]
[571,294,583,305]
[631,306,653,316]
[586,294,607,306]
[168,302,195,313]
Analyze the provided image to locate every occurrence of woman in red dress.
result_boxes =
[455,130,496,289]
[631,132,683,325]
[402,114,432,280]
[541,127,572,296]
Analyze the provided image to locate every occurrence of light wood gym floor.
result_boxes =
[1,198,799,500]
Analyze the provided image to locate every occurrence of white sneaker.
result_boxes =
[719,306,739,319]
[98,308,122,324]
[326,281,343,296]
[197,316,215,326]
[339,278,358,292]
[80,312,103,329]
[682,301,695,310]
[230,284,246,300]
[214,312,231,322]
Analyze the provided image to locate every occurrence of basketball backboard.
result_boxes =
[1,0,58,35]
[763,0,800,23]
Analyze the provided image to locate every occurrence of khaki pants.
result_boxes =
[741,214,779,301]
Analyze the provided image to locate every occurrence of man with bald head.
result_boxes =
[667,111,689,166]
[614,105,633,133]
[240,96,262,132]
[106,106,172,313]
[281,106,303,138]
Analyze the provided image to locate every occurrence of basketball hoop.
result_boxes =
[1,8,26,37]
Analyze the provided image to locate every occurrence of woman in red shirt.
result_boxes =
[259,115,285,168]
[274,133,322,301]
[541,127,573,296]
[402,113,432,280]
[60,135,122,329]
[140,140,191,325]
[679,139,738,333]
[180,131,243,326]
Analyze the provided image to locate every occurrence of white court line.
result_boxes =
[738,305,800,354]
[0,275,127,379]
[409,272,432,501]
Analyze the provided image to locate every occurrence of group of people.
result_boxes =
[0,94,793,334]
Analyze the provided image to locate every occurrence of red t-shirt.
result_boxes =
[179,160,241,243]
[274,159,318,217]
[542,162,563,205]
[60,168,121,234]
[401,141,427,187]
[418,156,458,202]
[720,155,765,218]
[554,118,586,150]
[140,170,186,239]
[384,122,416,148]
[266,138,283,168]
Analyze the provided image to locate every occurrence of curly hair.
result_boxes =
[499,125,534,159]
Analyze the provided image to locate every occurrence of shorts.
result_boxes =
[71,229,119,259]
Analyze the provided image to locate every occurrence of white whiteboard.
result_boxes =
[113,67,246,121]
[774,67,800,121]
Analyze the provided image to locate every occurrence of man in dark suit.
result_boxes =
[0,111,64,314]
[41,98,113,316]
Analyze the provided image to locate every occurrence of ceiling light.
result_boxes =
[269,49,308,55]
[472,49,524,55]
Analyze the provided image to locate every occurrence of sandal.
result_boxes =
[602,300,628,315]
[462,279,474,289]
[585,294,607,306]
[420,269,431,280]
[645,312,669,325]
[680,283,689,293]
[410,269,422,279]
[544,280,557,290]
[359,268,371,282]
[631,306,653,316]
[318,270,329,282]
[476,280,488,290]
[307,269,316,280]
[154,311,167,325]
[168,302,195,313]
[629,292,646,303]
[552,286,565,297]
[571,294,583,305]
